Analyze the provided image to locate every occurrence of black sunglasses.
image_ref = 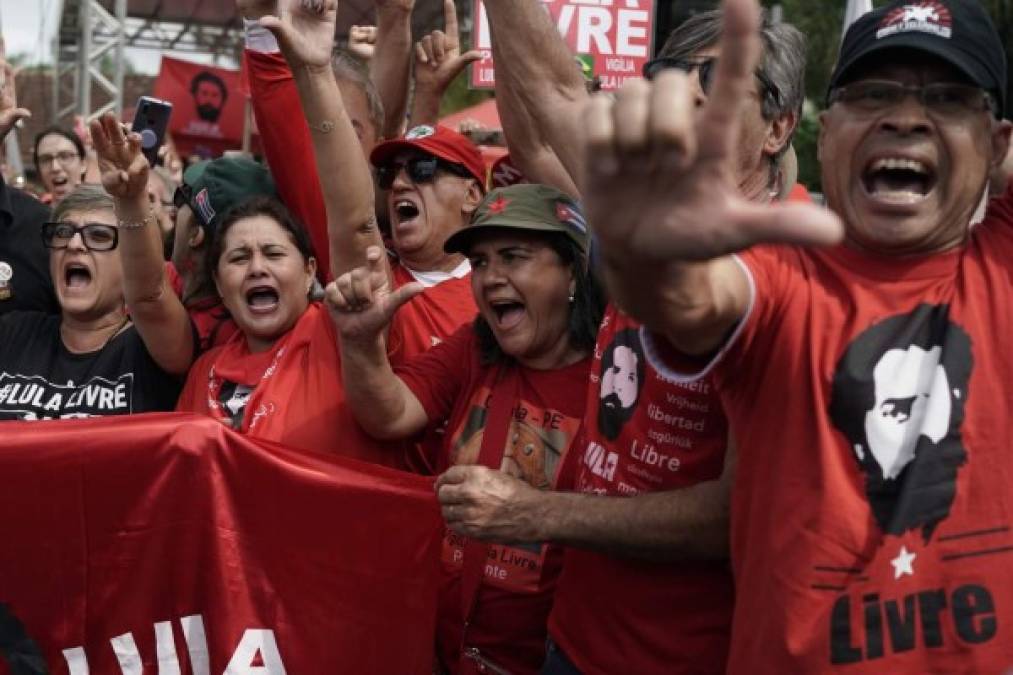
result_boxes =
[376,156,473,190]
[642,56,782,108]
[41,222,119,252]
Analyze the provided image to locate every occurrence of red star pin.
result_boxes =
[487,196,510,214]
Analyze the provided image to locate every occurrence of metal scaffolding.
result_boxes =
[53,0,128,124]
[51,0,456,125]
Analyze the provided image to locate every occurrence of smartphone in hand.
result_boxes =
[131,96,173,166]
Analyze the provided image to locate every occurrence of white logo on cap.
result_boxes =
[877,2,952,40]
[406,125,435,140]
[0,262,11,282]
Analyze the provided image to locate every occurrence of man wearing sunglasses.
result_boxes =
[582,0,1013,671]
[365,124,486,353]
[240,0,487,376]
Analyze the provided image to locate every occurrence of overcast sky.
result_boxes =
[0,0,219,74]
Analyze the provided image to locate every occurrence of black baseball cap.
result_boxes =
[828,0,1006,117]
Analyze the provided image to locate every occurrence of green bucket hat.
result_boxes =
[444,184,589,255]
[178,156,277,238]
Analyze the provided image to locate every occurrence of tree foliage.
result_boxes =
[756,0,1013,191]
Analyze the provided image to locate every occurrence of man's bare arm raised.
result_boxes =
[483,0,588,184]
[583,0,842,355]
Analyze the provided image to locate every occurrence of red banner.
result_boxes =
[153,57,251,159]
[470,0,656,91]
[0,414,441,674]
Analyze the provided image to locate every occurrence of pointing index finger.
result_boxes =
[103,112,128,147]
[443,0,460,38]
[696,0,763,163]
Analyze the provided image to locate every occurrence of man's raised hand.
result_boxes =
[583,0,842,265]
[414,0,482,96]
[326,246,423,341]
[90,113,148,202]
[260,0,338,72]
[348,25,377,61]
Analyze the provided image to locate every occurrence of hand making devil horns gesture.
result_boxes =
[584,0,842,261]
[581,0,843,352]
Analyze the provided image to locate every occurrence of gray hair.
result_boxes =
[657,10,807,133]
[53,184,115,221]
[332,49,385,139]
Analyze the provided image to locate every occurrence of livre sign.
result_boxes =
[470,0,656,91]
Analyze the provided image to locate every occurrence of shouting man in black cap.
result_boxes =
[582,0,1013,671]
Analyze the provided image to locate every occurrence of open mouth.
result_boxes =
[51,176,69,191]
[862,157,936,204]
[393,197,421,224]
[245,286,280,313]
[490,300,526,330]
[64,263,92,289]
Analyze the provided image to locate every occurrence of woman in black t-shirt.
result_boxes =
[0,153,193,420]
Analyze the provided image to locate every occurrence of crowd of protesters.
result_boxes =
[1,0,1012,671]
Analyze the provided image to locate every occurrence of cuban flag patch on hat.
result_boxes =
[555,201,588,235]
[194,187,216,226]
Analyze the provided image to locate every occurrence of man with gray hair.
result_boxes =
[430,5,808,675]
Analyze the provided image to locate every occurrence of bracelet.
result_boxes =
[308,119,336,134]
[116,207,156,229]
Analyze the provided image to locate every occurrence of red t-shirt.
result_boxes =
[390,262,478,473]
[547,305,733,675]
[166,262,237,351]
[396,326,589,675]
[388,262,477,359]
[647,189,1013,673]
[177,303,410,470]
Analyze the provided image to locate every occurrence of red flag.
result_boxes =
[153,57,251,159]
[0,413,441,674]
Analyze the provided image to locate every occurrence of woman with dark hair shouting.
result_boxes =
[329,183,604,675]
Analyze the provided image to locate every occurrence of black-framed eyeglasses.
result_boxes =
[36,150,83,167]
[642,56,782,108]
[828,80,997,118]
[41,222,119,252]
[376,156,473,190]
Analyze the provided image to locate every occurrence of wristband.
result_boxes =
[244,18,281,53]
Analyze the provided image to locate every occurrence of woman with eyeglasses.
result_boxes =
[33,127,89,206]
[0,178,190,420]
[329,183,604,675]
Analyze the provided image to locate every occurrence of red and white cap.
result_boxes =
[369,124,487,185]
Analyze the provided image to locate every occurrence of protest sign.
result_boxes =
[470,0,656,91]
[0,414,441,674]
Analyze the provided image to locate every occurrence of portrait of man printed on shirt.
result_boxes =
[829,304,972,542]
[597,328,647,441]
